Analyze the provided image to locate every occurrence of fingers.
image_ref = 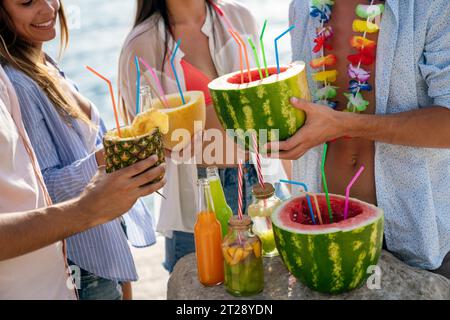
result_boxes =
[268,142,310,160]
[137,178,166,198]
[290,97,314,111]
[120,155,159,178]
[131,163,166,188]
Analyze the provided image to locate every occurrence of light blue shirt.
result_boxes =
[3,60,156,282]
[289,0,450,269]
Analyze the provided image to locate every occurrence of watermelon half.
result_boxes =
[271,194,384,294]
[208,61,310,149]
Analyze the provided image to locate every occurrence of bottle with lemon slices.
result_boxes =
[222,216,264,297]
[247,183,282,257]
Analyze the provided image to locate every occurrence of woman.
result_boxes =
[0,0,165,299]
[119,0,290,272]
[267,0,450,278]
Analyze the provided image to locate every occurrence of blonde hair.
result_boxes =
[0,2,90,124]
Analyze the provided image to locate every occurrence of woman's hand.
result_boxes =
[265,97,349,160]
[95,148,106,167]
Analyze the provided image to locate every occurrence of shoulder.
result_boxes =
[289,0,309,16]
[1,64,49,120]
[217,0,253,20]
[2,64,39,92]
[120,16,161,60]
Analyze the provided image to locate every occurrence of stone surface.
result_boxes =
[167,251,450,300]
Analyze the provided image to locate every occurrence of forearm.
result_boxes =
[344,106,450,148]
[0,198,94,261]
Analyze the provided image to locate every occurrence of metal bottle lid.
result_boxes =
[252,182,275,199]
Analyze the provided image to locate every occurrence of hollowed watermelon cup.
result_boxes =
[208,61,310,149]
[271,194,384,294]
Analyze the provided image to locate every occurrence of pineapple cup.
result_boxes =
[103,127,165,183]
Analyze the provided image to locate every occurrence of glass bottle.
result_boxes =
[222,216,264,297]
[207,166,233,238]
[194,179,224,286]
[247,183,282,257]
[139,85,153,112]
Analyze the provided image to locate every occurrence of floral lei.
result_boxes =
[309,0,385,113]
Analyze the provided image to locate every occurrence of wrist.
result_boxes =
[337,111,361,138]
[75,194,101,230]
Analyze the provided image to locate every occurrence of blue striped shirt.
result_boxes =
[3,61,156,282]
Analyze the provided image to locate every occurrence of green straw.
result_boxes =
[259,20,269,78]
[321,143,334,223]
[248,37,263,80]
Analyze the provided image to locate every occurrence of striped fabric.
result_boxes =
[3,62,156,282]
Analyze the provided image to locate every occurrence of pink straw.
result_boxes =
[344,166,365,220]
[251,132,265,189]
[209,0,233,30]
[238,160,244,220]
[138,57,169,107]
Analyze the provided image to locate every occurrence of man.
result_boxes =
[267,0,450,278]
[0,66,166,299]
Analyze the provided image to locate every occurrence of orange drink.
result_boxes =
[194,179,224,286]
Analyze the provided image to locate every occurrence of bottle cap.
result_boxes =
[228,215,252,229]
[252,182,275,199]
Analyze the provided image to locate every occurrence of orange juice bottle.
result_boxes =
[194,179,224,286]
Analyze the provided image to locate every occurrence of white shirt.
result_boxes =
[0,66,75,300]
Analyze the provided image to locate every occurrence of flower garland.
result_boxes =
[309,0,385,113]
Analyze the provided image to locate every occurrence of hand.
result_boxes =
[78,155,166,226]
[265,97,349,160]
[95,148,106,167]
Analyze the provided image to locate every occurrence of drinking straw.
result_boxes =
[306,191,323,225]
[279,180,316,225]
[139,57,169,107]
[208,0,233,30]
[344,166,365,220]
[228,29,244,84]
[170,39,186,104]
[248,37,263,80]
[233,30,253,83]
[275,25,295,74]
[86,66,121,137]
[117,89,130,126]
[251,132,265,189]
[321,144,333,223]
[134,56,141,115]
[237,160,244,220]
[260,20,269,78]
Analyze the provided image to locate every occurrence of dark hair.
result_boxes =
[134,0,214,72]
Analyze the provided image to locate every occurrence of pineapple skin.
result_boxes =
[103,128,165,183]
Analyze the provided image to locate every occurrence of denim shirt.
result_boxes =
[289,0,450,269]
[3,61,156,282]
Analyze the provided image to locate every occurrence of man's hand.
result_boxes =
[265,97,348,160]
[79,155,166,226]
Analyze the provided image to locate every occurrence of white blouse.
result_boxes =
[119,1,289,236]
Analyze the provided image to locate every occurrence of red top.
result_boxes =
[181,59,213,106]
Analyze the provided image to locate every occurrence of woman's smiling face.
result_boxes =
[2,0,60,46]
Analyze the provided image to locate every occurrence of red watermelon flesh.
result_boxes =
[227,67,289,84]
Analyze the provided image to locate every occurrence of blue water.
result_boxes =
[46,0,292,128]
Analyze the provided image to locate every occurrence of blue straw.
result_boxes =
[275,25,295,74]
[170,39,186,104]
[280,179,316,225]
[134,56,141,115]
